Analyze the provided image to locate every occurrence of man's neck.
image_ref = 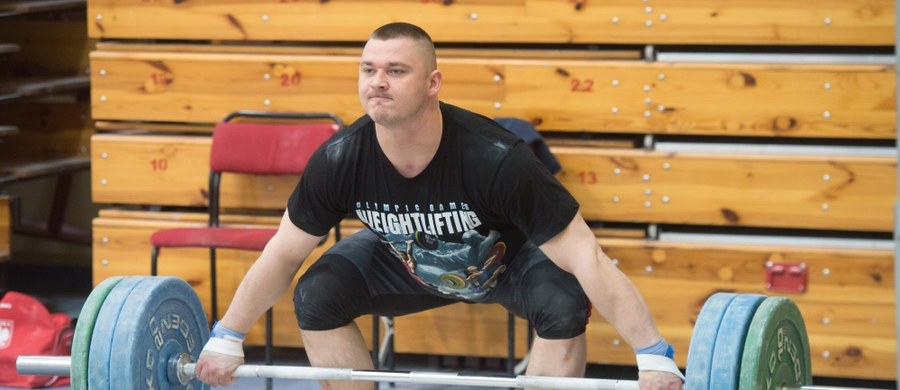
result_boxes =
[375,104,443,178]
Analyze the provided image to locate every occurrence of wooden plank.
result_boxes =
[0,20,91,77]
[86,0,894,46]
[398,237,896,379]
[91,134,897,232]
[0,195,10,262]
[0,44,21,56]
[91,211,373,348]
[91,133,296,208]
[0,76,89,102]
[0,102,92,185]
[90,49,896,139]
[555,147,897,232]
[0,103,92,163]
[94,42,641,61]
[0,125,19,137]
[92,209,896,379]
[0,0,85,17]
[95,120,213,134]
[0,156,89,185]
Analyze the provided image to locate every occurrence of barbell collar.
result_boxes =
[16,355,71,377]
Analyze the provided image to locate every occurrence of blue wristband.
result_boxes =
[210,321,247,341]
[635,338,675,359]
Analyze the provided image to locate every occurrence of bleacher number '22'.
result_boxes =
[570,79,594,92]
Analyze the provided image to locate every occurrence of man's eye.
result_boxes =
[389,69,405,75]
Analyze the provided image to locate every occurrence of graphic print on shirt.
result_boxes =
[356,201,507,300]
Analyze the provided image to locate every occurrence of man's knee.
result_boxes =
[294,256,369,331]
[523,262,591,339]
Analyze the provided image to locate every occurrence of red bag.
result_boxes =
[0,291,73,388]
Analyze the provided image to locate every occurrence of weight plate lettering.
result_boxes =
[108,277,210,390]
[739,297,812,390]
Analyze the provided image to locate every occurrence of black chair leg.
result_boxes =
[150,247,159,276]
[209,248,218,321]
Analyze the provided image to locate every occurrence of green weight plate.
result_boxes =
[108,276,210,390]
[88,277,143,390]
[739,297,812,390]
[685,292,736,390]
[71,276,124,390]
[709,294,766,389]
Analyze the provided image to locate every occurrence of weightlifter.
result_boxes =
[194,22,685,390]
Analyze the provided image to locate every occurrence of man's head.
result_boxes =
[370,22,437,72]
[359,22,442,127]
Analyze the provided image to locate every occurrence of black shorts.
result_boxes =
[293,229,591,339]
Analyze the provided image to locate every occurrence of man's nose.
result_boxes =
[371,71,388,89]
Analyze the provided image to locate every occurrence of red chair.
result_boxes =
[149,111,343,387]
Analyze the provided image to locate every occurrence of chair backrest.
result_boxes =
[209,113,341,175]
[206,111,342,228]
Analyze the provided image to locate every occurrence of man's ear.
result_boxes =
[428,69,443,96]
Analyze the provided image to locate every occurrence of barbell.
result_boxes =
[14,275,827,389]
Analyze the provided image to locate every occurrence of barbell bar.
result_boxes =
[17,353,642,389]
[12,276,835,389]
[15,354,868,390]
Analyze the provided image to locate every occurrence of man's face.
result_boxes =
[358,38,438,126]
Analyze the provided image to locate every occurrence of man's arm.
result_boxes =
[218,209,325,333]
[194,210,325,386]
[538,211,684,387]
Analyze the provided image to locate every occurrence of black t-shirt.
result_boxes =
[288,102,579,299]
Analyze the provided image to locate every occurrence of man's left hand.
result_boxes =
[637,370,684,390]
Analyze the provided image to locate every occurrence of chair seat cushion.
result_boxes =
[150,227,276,251]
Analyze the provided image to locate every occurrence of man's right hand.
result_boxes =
[194,349,244,387]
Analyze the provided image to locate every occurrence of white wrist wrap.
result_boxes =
[202,337,244,358]
[636,354,685,381]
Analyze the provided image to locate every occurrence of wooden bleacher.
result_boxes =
[91,133,896,232]
[91,210,895,380]
[0,0,85,17]
[86,0,893,46]
[0,44,20,56]
[0,125,18,137]
[0,76,89,102]
[0,1,94,252]
[89,45,896,139]
[0,195,10,262]
[91,210,376,348]
[80,0,898,383]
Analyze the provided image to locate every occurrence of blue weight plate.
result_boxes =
[88,276,144,390]
[71,276,124,390]
[709,294,766,390]
[109,276,210,390]
[684,292,736,390]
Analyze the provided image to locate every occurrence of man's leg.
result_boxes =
[526,333,587,377]
[489,243,592,380]
[301,323,375,390]
[294,230,456,389]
